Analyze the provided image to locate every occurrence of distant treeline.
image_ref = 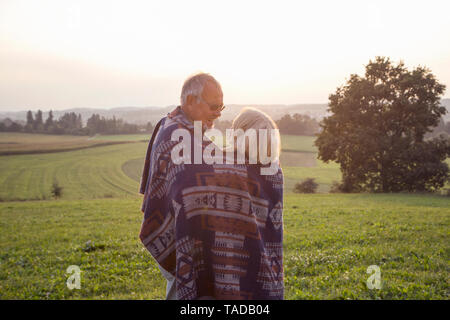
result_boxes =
[2,109,449,138]
[1,111,322,136]
[0,110,154,135]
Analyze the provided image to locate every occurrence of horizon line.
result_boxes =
[1,98,449,113]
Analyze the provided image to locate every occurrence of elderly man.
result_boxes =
[139,73,284,300]
[139,73,223,300]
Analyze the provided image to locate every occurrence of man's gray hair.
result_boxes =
[180,73,221,106]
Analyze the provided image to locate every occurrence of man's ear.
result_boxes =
[186,94,196,106]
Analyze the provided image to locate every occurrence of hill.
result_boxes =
[441,98,450,121]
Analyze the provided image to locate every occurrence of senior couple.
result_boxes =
[139,73,284,300]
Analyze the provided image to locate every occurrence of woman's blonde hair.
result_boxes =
[231,107,281,161]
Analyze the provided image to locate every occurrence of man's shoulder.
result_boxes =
[157,108,193,139]
[154,118,190,148]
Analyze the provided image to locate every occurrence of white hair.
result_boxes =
[180,73,221,106]
[231,107,281,160]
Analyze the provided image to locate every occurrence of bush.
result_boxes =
[51,181,63,199]
[329,180,359,193]
[294,178,318,193]
[330,181,345,193]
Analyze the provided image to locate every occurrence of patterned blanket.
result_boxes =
[139,106,284,300]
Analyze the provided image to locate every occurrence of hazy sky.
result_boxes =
[1,0,449,112]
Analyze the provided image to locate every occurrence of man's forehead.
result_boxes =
[202,81,223,103]
[202,81,223,99]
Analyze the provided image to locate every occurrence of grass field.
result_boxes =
[0,132,448,300]
[0,133,335,201]
[0,142,146,201]
[0,133,445,200]
[0,194,448,299]
[0,132,131,155]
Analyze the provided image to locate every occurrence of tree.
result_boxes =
[57,112,83,135]
[275,113,320,136]
[25,110,34,132]
[315,56,449,193]
[85,113,139,135]
[44,110,54,132]
[86,113,101,135]
[8,121,22,132]
[1,119,23,132]
[34,110,44,132]
[77,114,82,128]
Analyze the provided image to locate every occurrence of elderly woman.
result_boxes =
[223,107,285,299]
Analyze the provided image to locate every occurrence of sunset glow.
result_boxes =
[1,0,449,110]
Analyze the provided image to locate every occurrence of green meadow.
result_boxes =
[0,134,330,201]
[0,132,130,156]
[0,142,144,201]
[0,132,448,299]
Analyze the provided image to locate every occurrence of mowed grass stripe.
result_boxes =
[70,144,143,199]
[99,156,142,195]
[98,166,136,196]
[30,166,46,198]
[7,168,36,200]
[0,142,147,201]
[121,158,144,183]
[71,161,98,199]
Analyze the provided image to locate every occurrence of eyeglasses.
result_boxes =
[198,96,225,112]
